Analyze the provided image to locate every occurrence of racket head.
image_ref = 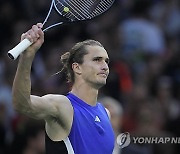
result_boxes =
[53,0,115,22]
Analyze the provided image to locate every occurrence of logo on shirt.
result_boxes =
[95,116,101,122]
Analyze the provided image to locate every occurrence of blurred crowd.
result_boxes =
[0,0,180,154]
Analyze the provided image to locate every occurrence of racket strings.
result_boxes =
[42,0,114,31]
[91,0,114,17]
[55,0,93,20]
[65,0,92,19]
[54,0,114,21]
[55,0,83,20]
[68,0,102,19]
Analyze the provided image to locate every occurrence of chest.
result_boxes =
[71,106,114,144]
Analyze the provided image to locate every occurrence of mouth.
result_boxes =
[98,73,108,78]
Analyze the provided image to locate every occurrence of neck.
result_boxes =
[71,83,99,106]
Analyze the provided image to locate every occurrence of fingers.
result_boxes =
[21,23,44,43]
[36,23,44,44]
[37,23,43,29]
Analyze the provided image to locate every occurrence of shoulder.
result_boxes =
[42,94,73,116]
[97,102,111,119]
[42,94,69,101]
[105,108,111,119]
[42,94,71,105]
[44,94,74,141]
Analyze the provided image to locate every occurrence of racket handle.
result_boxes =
[7,39,32,60]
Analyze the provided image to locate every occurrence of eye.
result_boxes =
[93,57,101,62]
[105,59,110,64]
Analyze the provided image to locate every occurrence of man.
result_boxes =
[12,23,115,154]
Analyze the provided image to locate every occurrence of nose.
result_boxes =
[102,61,109,71]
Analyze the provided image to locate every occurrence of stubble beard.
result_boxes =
[89,78,107,90]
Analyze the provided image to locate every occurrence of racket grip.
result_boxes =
[7,39,32,60]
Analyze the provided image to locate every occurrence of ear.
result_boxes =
[72,62,82,75]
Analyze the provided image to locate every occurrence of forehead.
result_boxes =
[85,45,109,59]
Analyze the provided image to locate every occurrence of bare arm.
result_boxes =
[12,24,73,141]
[12,24,72,120]
[12,23,44,117]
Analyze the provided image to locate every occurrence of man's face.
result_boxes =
[78,45,109,89]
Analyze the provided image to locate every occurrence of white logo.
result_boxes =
[117,132,180,149]
[95,116,101,122]
[117,132,131,148]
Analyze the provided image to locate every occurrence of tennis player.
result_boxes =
[12,23,115,154]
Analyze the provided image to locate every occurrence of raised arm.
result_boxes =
[12,24,73,141]
[12,24,73,120]
[12,23,44,118]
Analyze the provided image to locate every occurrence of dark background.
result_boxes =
[0,0,179,153]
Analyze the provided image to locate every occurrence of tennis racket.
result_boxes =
[7,0,115,60]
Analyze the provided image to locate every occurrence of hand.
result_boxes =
[21,23,44,58]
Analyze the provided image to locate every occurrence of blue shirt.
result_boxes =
[66,92,115,154]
